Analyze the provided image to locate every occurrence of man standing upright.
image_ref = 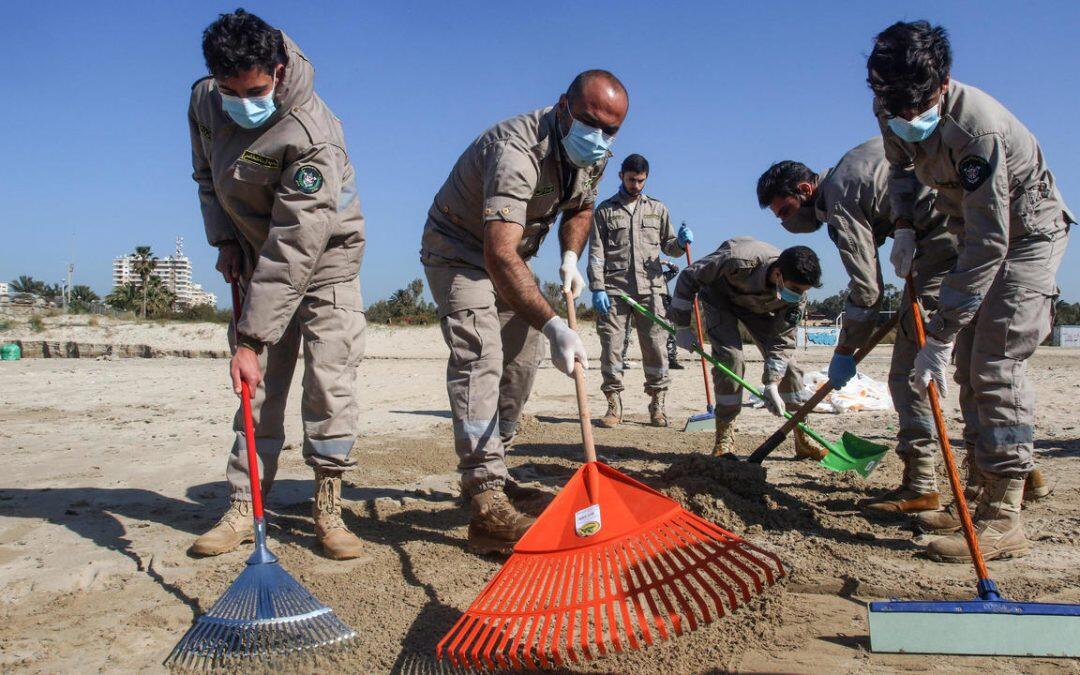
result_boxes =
[187,10,367,560]
[421,71,629,554]
[868,21,1071,561]
[756,138,958,515]
[588,154,693,428]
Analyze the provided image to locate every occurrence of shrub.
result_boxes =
[28,315,45,333]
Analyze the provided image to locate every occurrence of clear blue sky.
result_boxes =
[3,1,1079,307]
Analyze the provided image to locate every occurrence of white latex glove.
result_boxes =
[913,335,953,397]
[890,227,917,278]
[542,316,588,377]
[762,382,785,417]
[559,251,586,299]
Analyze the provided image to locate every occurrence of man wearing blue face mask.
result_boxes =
[420,70,628,554]
[756,142,958,516]
[869,21,1071,562]
[187,10,367,561]
[669,238,823,457]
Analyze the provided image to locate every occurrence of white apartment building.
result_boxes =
[112,238,216,308]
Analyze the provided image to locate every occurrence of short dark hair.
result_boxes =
[620,154,649,175]
[867,21,952,116]
[756,161,816,208]
[202,9,288,79]
[567,69,627,105]
[776,246,823,288]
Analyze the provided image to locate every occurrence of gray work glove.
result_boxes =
[542,316,587,377]
[913,335,953,397]
[890,227,917,278]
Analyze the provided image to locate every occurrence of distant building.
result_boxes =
[112,237,216,308]
[0,282,8,303]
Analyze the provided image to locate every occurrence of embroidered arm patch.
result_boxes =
[957,155,991,192]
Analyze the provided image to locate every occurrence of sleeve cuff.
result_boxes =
[482,197,527,226]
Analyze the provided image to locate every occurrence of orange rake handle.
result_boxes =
[906,276,990,582]
[685,243,714,410]
[565,291,600,501]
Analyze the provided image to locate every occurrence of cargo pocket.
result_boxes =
[332,281,366,366]
[1011,182,1053,238]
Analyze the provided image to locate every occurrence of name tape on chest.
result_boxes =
[240,150,281,169]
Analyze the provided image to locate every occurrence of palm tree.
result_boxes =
[10,275,46,296]
[105,283,140,311]
[69,285,100,313]
[130,246,157,319]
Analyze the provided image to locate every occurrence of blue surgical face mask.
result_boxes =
[779,285,804,304]
[221,89,277,129]
[887,101,941,143]
[561,103,615,168]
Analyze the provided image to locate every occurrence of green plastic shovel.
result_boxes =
[621,293,888,476]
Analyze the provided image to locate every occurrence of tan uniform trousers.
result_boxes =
[703,297,805,422]
[887,225,959,492]
[424,264,545,496]
[952,226,1068,478]
[225,280,365,499]
[597,293,671,395]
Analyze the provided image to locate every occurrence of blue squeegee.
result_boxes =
[867,280,1080,657]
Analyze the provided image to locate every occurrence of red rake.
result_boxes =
[436,292,787,670]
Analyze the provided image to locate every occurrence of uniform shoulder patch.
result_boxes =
[786,307,802,325]
[197,121,212,141]
[957,155,991,192]
[294,165,323,194]
[240,150,280,169]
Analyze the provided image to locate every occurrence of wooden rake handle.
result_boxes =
[905,276,990,582]
[748,312,900,463]
[564,291,598,464]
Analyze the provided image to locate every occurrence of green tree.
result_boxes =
[9,275,46,297]
[1055,300,1080,325]
[69,285,100,313]
[130,245,157,319]
[366,278,437,325]
[105,283,140,311]
[806,291,847,321]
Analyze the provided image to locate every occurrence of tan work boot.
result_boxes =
[190,500,254,556]
[712,420,736,457]
[927,474,1029,563]
[596,392,622,428]
[915,452,984,534]
[313,469,364,560]
[1024,467,1051,503]
[648,391,668,427]
[861,486,940,514]
[793,428,828,461]
[468,488,536,555]
[503,479,552,517]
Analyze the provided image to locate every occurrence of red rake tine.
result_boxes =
[639,528,698,632]
[625,534,676,640]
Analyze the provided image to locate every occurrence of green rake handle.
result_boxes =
[620,293,835,451]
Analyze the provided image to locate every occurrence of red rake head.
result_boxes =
[437,462,786,670]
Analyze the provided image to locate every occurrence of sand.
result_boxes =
[1,317,1078,673]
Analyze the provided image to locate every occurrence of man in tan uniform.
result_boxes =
[868,21,1071,561]
[421,70,629,554]
[669,238,822,457]
[588,153,693,428]
[756,138,958,514]
[187,10,366,560]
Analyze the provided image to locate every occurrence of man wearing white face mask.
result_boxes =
[421,70,628,554]
[869,21,1071,562]
[187,10,367,560]
[669,238,823,457]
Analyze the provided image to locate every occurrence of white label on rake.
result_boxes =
[575,504,601,537]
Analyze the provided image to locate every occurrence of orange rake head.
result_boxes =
[436,461,787,671]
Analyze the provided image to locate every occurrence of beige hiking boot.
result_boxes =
[503,479,552,517]
[927,475,1029,563]
[712,420,736,457]
[596,392,622,428]
[648,391,668,428]
[793,428,828,461]
[313,469,364,560]
[1024,467,1051,503]
[468,488,536,555]
[915,452,983,534]
[190,500,254,556]
[861,486,940,514]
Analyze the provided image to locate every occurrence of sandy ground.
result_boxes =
[1,318,1078,673]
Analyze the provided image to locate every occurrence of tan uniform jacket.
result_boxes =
[188,34,365,344]
[587,191,682,296]
[669,237,805,376]
[814,137,945,349]
[419,107,607,271]
[876,80,1073,341]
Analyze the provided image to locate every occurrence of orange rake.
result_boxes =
[436,292,787,671]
